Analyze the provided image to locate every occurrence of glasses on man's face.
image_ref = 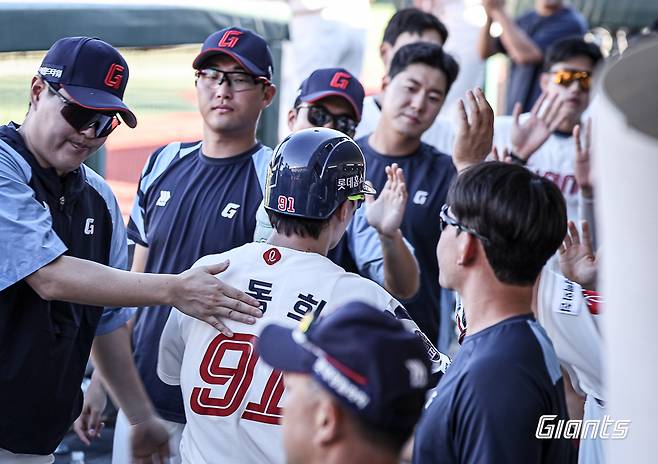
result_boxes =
[551,70,592,91]
[42,78,120,138]
[439,204,489,242]
[298,104,357,138]
[195,68,268,92]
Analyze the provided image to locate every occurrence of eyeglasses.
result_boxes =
[551,70,592,91]
[195,68,269,92]
[439,204,489,242]
[42,78,120,138]
[297,104,357,138]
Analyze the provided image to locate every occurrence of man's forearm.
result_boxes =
[479,17,498,59]
[27,255,176,308]
[380,230,420,300]
[490,10,542,64]
[91,324,156,424]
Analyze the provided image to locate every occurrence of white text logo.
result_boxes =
[405,359,428,388]
[413,191,428,205]
[536,415,630,440]
[84,218,95,235]
[156,191,171,207]
[221,203,241,219]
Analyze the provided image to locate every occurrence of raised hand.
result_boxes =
[173,261,263,336]
[558,220,597,290]
[365,163,408,238]
[452,88,495,172]
[573,118,593,198]
[511,92,567,161]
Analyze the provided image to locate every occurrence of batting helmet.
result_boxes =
[264,127,376,220]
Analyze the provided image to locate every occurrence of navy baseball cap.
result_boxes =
[297,68,365,120]
[192,27,274,81]
[38,37,137,128]
[258,301,431,431]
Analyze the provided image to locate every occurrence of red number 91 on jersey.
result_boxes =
[190,332,285,425]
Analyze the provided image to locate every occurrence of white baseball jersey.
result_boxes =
[355,95,456,155]
[536,268,603,400]
[493,114,582,223]
[158,242,449,464]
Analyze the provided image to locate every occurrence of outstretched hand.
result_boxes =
[511,92,567,161]
[452,88,494,172]
[173,261,263,336]
[558,220,598,290]
[365,163,407,238]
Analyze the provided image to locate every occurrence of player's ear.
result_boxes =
[288,108,298,131]
[314,395,341,446]
[457,232,479,267]
[29,76,47,108]
[262,83,277,108]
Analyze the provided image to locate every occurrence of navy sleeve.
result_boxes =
[452,359,548,463]
[127,144,175,247]
[0,139,67,290]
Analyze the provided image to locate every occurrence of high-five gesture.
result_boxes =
[510,92,567,161]
[452,88,495,172]
[365,163,408,238]
[573,118,593,198]
[558,220,598,290]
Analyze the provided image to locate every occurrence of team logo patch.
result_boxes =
[104,63,125,90]
[218,30,243,48]
[329,71,351,90]
[583,289,603,315]
[263,247,282,265]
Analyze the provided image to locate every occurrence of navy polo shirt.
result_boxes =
[126,141,271,423]
[500,7,587,114]
[414,314,576,464]
[339,138,456,344]
[0,123,133,455]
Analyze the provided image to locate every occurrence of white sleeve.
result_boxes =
[157,309,186,386]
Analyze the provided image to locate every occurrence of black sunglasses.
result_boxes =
[439,204,489,243]
[42,78,121,138]
[298,104,357,138]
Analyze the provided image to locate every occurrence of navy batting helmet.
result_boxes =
[264,128,376,220]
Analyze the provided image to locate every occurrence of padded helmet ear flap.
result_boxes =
[264,127,375,220]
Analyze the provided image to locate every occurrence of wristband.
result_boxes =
[508,151,527,166]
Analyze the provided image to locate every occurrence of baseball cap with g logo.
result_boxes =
[192,27,274,81]
[38,37,137,128]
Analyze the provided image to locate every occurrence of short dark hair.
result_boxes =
[543,36,604,71]
[389,42,459,94]
[266,210,330,239]
[383,8,449,46]
[447,162,567,286]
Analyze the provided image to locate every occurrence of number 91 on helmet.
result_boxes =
[264,127,376,220]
